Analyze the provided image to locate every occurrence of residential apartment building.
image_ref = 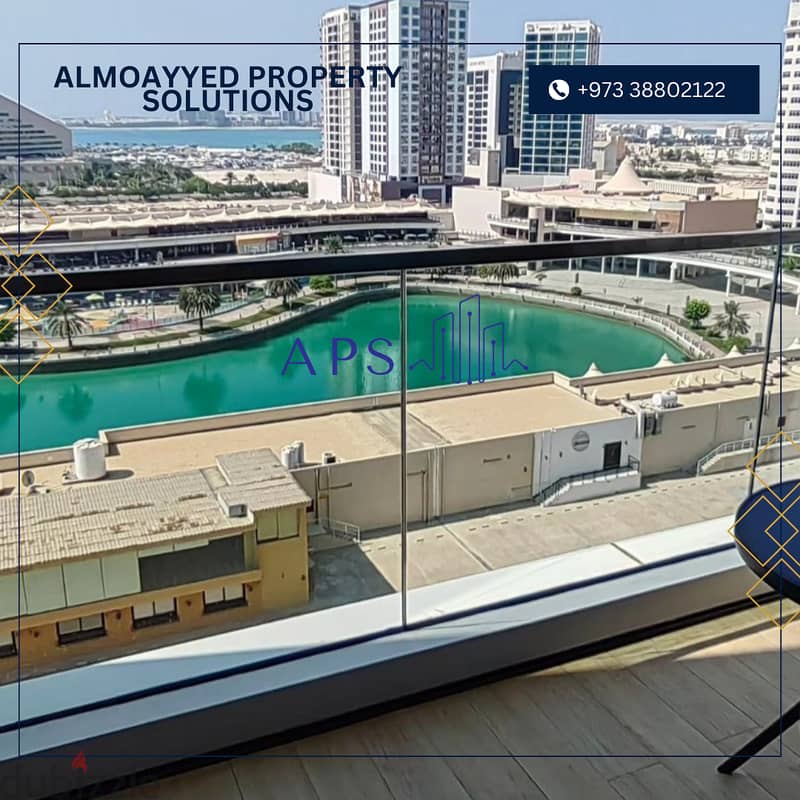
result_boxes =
[314,0,469,204]
[0,448,311,680]
[516,20,601,183]
[763,0,800,228]
[465,51,523,182]
[320,6,363,177]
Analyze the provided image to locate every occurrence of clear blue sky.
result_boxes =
[3,0,790,120]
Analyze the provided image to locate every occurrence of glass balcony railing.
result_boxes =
[0,227,795,724]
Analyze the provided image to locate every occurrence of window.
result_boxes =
[256,507,299,542]
[132,598,178,629]
[203,583,247,614]
[0,631,16,658]
[57,614,106,645]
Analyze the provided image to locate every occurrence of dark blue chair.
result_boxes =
[719,479,800,773]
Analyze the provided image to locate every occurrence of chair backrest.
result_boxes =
[733,481,800,603]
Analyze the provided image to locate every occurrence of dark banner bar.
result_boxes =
[529,64,760,115]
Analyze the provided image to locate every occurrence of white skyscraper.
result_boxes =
[320,7,363,177]
[518,20,601,181]
[465,51,523,169]
[763,0,800,228]
[317,0,469,204]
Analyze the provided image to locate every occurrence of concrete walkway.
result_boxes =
[519,269,797,349]
[309,458,800,607]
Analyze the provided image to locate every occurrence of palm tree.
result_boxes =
[713,301,750,339]
[0,320,16,346]
[533,271,547,284]
[486,263,520,287]
[42,301,90,350]
[323,235,344,254]
[245,173,257,186]
[177,286,221,332]
[225,171,236,186]
[266,278,302,309]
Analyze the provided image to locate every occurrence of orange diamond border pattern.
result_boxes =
[0,185,53,258]
[732,429,800,628]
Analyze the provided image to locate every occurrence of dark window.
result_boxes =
[57,614,106,645]
[139,535,246,593]
[0,632,16,658]
[132,598,179,630]
[203,583,247,614]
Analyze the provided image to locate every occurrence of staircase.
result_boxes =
[536,457,641,507]
[695,429,800,476]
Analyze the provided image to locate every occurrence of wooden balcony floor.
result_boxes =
[110,601,800,800]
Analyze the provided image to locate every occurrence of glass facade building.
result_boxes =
[518,20,600,176]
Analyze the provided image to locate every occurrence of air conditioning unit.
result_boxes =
[651,391,678,409]
[322,451,337,464]
[226,502,248,518]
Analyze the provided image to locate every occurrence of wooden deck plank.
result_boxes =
[506,669,657,778]
[405,694,550,800]
[291,730,397,800]
[467,681,628,800]
[112,764,242,800]
[233,745,320,800]
[108,604,800,800]
[353,712,475,800]
[629,655,759,744]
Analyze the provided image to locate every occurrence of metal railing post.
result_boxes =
[400,269,408,628]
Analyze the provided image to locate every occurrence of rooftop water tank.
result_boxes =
[280,444,298,469]
[73,438,106,481]
[292,440,305,467]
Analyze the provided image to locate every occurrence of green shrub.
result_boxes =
[309,275,335,292]
[683,298,711,328]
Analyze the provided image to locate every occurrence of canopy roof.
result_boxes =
[599,157,650,196]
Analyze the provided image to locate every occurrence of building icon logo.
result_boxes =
[280,292,528,383]
[410,293,528,384]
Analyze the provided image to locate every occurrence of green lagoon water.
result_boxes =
[1,295,685,455]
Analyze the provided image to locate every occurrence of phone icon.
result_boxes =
[548,79,570,101]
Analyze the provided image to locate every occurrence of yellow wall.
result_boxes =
[256,508,309,610]
[1,504,310,682]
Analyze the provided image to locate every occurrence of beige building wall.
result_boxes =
[640,389,790,476]
[439,435,534,515]
[682,198,758,234]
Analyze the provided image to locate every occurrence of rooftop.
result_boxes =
[585,361,800,407]
[0,448,310,574]
[0,197,437,236]
[0,379,618,486]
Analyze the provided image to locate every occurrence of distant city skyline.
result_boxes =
[1,0,789,122]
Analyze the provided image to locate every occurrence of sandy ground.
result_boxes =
[194,168,311,185]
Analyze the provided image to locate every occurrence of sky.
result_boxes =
[2,0,792,121]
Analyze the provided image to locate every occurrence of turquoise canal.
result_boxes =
[2,295,685,454]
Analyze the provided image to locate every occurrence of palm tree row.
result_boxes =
[480,263,520,286]
[712,301,750,340]
[43,301,90,349]
[177,287,222,332]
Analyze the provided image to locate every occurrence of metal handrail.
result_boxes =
[536,456,641,506]
[318,517,361,543]
[23,227,800,295]
[696,429,800,475]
